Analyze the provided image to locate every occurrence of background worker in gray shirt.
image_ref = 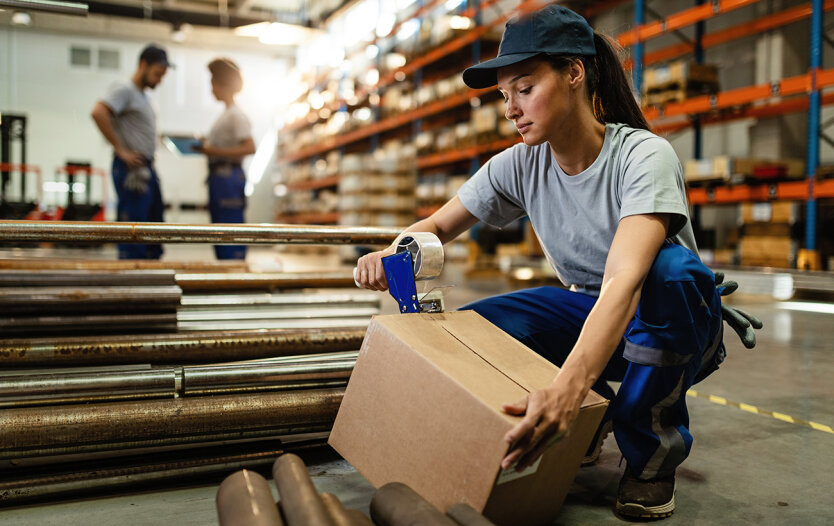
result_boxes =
[91,44,170,259]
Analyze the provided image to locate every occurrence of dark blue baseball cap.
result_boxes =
[139,44,173,68]
[463,5,596,89]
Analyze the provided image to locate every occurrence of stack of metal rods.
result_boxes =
[0,269,182,336]
[0,221,401,504]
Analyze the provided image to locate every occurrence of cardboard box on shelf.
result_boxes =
[740,202,798,224]
[329,311,608,526]
[643,60,719,93]
[739,235,795,268]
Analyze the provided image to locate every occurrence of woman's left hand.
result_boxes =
[501,379,584,471]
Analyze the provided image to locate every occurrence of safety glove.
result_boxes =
[715,271,763,349]
[124,165,151,194]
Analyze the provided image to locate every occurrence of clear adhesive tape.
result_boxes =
[394,232,444,281]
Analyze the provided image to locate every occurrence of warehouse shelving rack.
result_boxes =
[626,0,830,267]
[276,0,552,224]
[278,0,831,268]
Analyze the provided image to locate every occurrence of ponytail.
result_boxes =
[545,33,649,131]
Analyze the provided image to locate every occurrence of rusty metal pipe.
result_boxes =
[217,470,284,526]
[0,388,344,459]
[0,437,327,505]
[0,312,178,336]
[176,272,356,291]
[0,269,176,287]
[272,453,336,526]
[0,328,366,366]
[0,285,182,314]
[370,482,457,526]
[0,220,400,245]
[0,259,247,272]
[446,503,497,526]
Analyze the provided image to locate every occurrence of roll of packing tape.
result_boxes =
[394,231,444,281]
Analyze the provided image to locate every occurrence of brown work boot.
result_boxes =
[615,468,676,519]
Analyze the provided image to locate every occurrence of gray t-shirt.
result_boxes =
[207,104,252,163]
[458,123,697,293]
[101,83,156,159]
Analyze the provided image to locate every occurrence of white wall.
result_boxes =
[0,25,290,222]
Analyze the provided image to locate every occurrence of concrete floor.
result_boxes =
[1,256,833,525]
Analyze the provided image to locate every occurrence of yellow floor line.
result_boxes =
[687,389,834,435]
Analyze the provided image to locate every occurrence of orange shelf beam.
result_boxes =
[285,175,340,192]
[687,179,834,205]
[625,0,834,70]
[653,91,834,135]
[279,87,492,163]
[618,0,761,47]
[642,67,834,122]
[417,137,521,169]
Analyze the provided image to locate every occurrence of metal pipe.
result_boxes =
[0,358,355,407]
[183,360,355,395]
[0,328,366,366]
[180,291,378,309]
[176,272,357,291]
[0,368,176,408]
[217,470,285,526]
[0,312,178,336]
[446,503,496,526]
[0,388,344,459]
[178,317,370,332]
[0,220,400,245]
[0,259,247,272]
[370,482,457,526]
[0,437,326,505]
[0,269,176,287]
[346,510,375,526]
[0,0,88,16]
[272,453,337,526]
[321,492,359,526]
[0,285,182,314]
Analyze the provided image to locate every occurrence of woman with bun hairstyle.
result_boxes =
[195,58,255,260]
[355,5,760,520]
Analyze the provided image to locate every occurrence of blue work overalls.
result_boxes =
[208,161,247,260]
[111,156,163,260]
[461,242,724,480]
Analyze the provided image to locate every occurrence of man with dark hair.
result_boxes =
[91,44,170,259]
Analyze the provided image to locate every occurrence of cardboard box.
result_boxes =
[329,311,608,526]
[739,235,795,268]
[740,202,797,224]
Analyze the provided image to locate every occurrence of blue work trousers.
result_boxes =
[461,242,724,480]
[208,162,247,260]
[112,157,163,259]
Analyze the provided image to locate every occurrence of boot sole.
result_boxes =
[615,491,675,519]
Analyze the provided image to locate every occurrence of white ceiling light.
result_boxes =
[449,16,473,30]
[11,11,32,26]
[445,0,465,11]
[235,21,322,46]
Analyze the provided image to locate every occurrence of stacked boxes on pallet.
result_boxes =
[739,202,798,268]
[685,156,806,184]
[642,59,719,107]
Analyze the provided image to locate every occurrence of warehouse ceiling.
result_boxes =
[79,0,354,28]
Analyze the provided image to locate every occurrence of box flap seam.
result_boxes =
[442,326,529,394]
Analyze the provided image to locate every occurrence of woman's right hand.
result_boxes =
[355,246,397,291]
